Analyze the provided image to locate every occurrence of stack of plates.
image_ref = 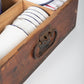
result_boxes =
[26,0,54,6]
[44,0,68,10]
[0,6,49,59]
[26,0,68,10]
[13,6,49,35]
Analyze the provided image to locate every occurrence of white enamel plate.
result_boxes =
[26,0,53,5]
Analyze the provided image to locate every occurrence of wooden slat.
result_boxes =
[0,0,72,67]
[0,0,78,83]
[0,0,23,33]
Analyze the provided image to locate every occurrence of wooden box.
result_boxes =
[0,0,78,84]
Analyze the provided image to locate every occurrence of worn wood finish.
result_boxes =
[0,0,23,33]
[23,0,54,15]
[0,0,78,84]
[2,0,19,12]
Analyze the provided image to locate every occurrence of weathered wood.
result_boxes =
[0,0,78,84]
[2,0,19,12]
[0,0,23,33]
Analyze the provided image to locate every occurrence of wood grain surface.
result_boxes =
[0,0,78,84]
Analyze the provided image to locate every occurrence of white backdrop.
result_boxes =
[24,0,84,84]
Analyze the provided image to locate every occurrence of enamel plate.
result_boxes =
[21,12,43,24]
[28,6,49,18]
[18,14,39,26]
[13,18,36,35]
[26,0,54,5]
[24,9,46,21]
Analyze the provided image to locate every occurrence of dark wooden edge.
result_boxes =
[0,0,78,84]
[2,0,19,12]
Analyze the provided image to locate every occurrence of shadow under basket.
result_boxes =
[0,0,78,84]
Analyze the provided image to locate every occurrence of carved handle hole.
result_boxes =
[48,32,52,35]
[44,36,47,40]
[34,28,57,59]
